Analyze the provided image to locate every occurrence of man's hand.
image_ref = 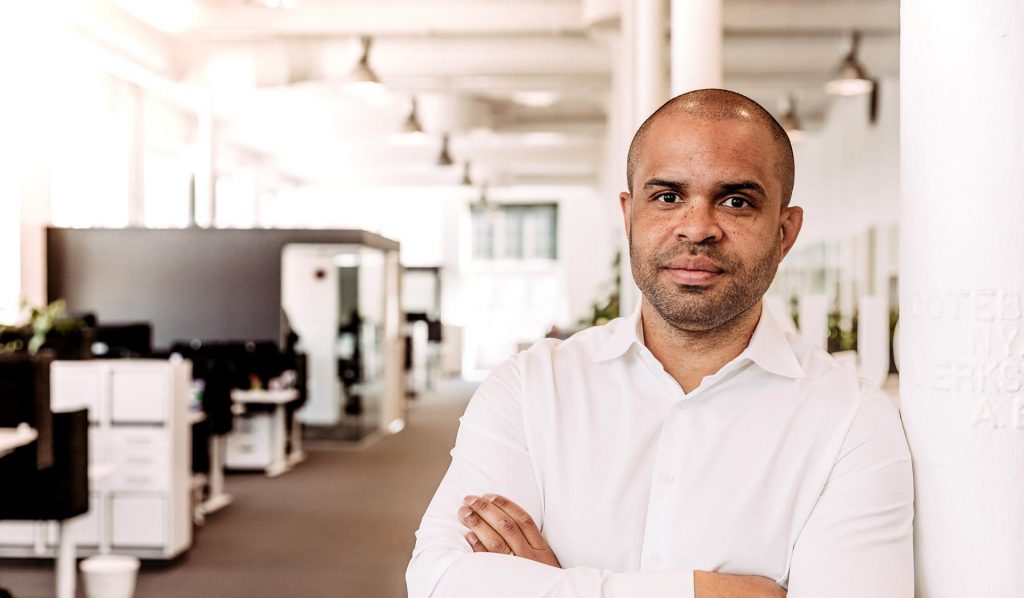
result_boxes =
[456,495,784,598]
[693,571,787,598]
[458,493,561,568]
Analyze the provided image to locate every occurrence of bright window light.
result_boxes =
[215,172,258,228]
[144,151,192,228]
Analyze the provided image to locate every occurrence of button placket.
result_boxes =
[640,397,684,570]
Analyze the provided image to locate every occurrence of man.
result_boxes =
[407,89,913,598]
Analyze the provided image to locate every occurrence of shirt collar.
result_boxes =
[739,303,806,379]
[592,299,645,362]
[593,299,805,380]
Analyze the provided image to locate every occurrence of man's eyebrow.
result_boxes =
[642,178,688,192]
[719,180,767,198]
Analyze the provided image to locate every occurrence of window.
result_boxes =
[471,203,557,260]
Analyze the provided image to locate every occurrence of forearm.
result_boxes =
[408,546,694,598]
[693,571,787,598]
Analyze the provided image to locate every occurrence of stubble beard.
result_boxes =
[629,234,781,332]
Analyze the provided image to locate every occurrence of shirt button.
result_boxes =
[677,401,689,410]
[649,553,663,567]
[662,472,676,484]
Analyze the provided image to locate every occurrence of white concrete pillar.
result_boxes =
[193,96,216,228]
[619,0,670,315]
[798,294,828,351]
[18,158,50,308]
[857,295,889,387]
[632,0,669,123]
[127,83,145,227]
[901,1,1024,595]
[670,0,722,94]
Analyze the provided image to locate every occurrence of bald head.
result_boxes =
[626,89,795,206]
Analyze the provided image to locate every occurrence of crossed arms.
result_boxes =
[406,359,914,598]
[457,492,785,598]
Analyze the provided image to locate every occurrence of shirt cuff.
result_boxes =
[604,569,694,598]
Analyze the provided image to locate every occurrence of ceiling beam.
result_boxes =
[723,0,899,35]
[111,0,586,39]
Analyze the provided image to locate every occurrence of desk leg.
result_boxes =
[287,411,306,467]
[203,435,233,514]
[55,520,75,598]
[265,405,289,477]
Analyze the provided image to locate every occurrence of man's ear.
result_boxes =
[779,205,803,259]
[619,192,633,238]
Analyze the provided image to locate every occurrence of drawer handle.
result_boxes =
[124,476,150,484]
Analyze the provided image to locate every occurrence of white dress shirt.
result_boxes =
[407,301,914,598]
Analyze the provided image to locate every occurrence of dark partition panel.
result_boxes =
[47,228,399,349]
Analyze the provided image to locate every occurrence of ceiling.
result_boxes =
[106,0,900,187]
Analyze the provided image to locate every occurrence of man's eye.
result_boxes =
[656,192,680,204]
[723,197,751,208]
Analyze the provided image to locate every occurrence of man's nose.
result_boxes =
[672,201,723,244]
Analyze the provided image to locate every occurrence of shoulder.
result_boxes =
[465,319,615,399]
[513,317,624,369]
[461,323,617,427]
[782,333,902,430]
[788,333,869,399]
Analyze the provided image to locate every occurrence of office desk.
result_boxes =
[0,425,37,459]
[188,411,232,518]
[0,430,99,598]
[229,389,304,477]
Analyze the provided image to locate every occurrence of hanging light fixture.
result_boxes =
[473,184,491,211]
[825,31,874,96]
[348,36,384,96]
[780,93,804,141]
[437,133,454,167]
[460,162,473,186]
[403,96,424,135]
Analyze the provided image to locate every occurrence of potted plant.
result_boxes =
[0,300,91,360]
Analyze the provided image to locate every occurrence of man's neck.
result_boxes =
[640,299,763,394]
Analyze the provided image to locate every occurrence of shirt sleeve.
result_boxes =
[785,386,915,598]
[406,356,695,598]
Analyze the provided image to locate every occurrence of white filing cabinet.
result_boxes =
[0,359,193,560]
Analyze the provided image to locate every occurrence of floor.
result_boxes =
[0,380,474,598]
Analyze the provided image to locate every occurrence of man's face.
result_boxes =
[620,114,802,332]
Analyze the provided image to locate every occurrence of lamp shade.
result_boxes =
[403,97,424,134]
[437,134,454,167]
[349,36,382,88]
[825,32,874,96]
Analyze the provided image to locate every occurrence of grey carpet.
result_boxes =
[0,380,475,598]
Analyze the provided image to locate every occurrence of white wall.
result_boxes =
[776,76,900,313]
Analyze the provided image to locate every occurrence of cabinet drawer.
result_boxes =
[109,449,169,492]
[109,427,168,449]
[225,414,274,468]
[111,495,166,548]
[111,370,170,423]
[51,364,104,422]
[0,521,37,546]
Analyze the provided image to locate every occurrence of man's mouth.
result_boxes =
[661,256,725,285]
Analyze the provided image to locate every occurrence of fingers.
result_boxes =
[465,532,490,554]
[483,494,548,551]
[458,494,562,568]
[461,495,528,556]
[459,502,514,555]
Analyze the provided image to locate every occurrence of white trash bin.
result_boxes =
[80,555,140,598]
